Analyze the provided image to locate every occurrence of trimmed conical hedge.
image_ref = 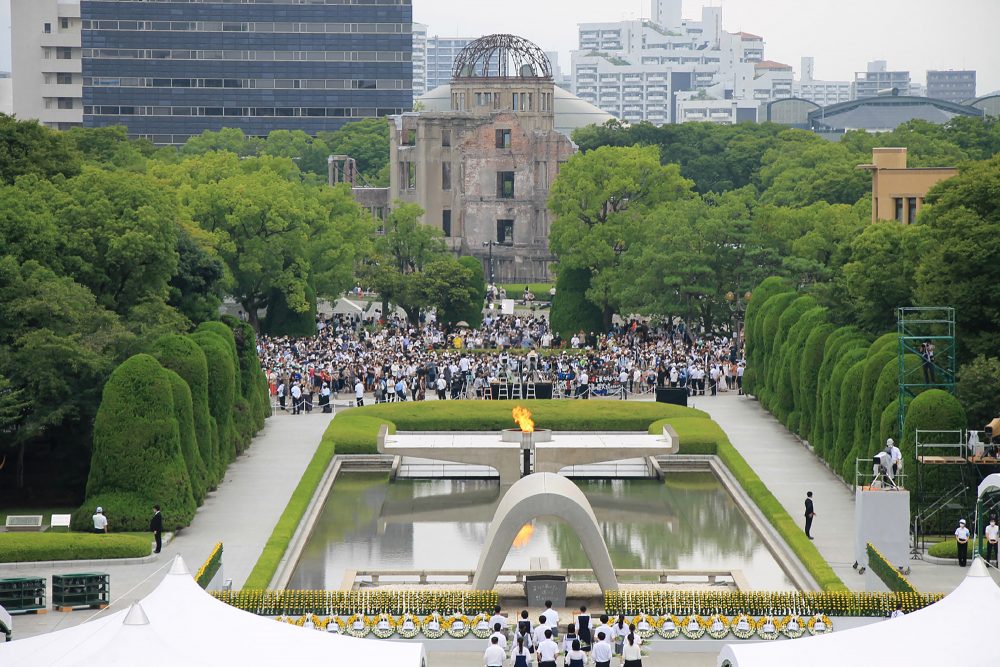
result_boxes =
[165,368,208,504]
[192,330,238,466]
[149,334,219,486]
[73,354,196,531]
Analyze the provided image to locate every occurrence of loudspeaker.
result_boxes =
[656,387,688,407]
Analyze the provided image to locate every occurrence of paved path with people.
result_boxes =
[7,408,336,639]
[696,392,970,593]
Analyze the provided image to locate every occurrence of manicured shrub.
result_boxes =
[165,368,208,504]
[852,349,896,463]
[833,358,868,478]
[751,291,797,404]
[149,334,219,486]
[262,284,317,337]
[450,256,486,329]
[819,342,868,460]
[75,354,196,532]
[901,389,967,478]
[197,321,243,397]
[813,330,867,456]
[773,303,823,426]
[798,323,835,442]
[869,332,899,356]
[549,267,603,339]
[192,331,237,467]
[928,538,986,559]
[868,354,924,459]
[0,533,151,562]
[879,399,907,458]
[769,296,817,416]
[233,397,255,453]
[957,355,1000,430]
[744,280,794,396]
[226,318,270,429]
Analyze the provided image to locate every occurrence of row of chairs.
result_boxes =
[484,382,538,400]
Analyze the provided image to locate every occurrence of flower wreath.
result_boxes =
[755,615,780,641]
[807,613,833,635]
[326,616,345,633]
[656,614,682,639]
[631,613,656,639]
[397,613,421,639]
[680,614,705,639]
[372,612,396,639]
[447,613,472,638]
[705,613,731,639]
[345,613,371,638]
[422,613,446,639]
[471,612,493,639]
[730,613,757,640]
[780,615,807,639]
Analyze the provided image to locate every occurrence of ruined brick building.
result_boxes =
[387,34,576,283]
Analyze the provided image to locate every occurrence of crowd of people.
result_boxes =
[482,602,646,667]
[257,312,746,411]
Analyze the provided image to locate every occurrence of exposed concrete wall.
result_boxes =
[471,473,618,591]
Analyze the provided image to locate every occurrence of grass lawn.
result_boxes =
[245,400,848,592]
[498,283,554,299]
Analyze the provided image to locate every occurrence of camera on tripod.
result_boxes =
[871,451,897,489]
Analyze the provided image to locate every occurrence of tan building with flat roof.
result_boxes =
[857,147,957,224]
[388,34,575,283]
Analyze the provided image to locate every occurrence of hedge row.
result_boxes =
[0,533,151,562]
[244,401,847,592]
[72,320,270,533]
[744,277,967,498]
[866,543,917,593]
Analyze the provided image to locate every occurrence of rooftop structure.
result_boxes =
[857,147,958,224]
[810,94,984,133]
[926,70,976,103]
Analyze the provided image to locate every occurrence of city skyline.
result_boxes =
[1,0,997,95]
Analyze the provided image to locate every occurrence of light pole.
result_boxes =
[726,290,752,355]
[483,240,497,285]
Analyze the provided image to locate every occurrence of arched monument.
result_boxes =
[471,472,619,591]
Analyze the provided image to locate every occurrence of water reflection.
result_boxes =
[287,472,795,591]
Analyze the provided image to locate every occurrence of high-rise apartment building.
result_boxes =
[11,0,85,130]
[412,23,427,98]
[854,60,911,99]
[79,0,412,145]
[793,56,853,106]
[571,3,779,124]
[926,70,976,103]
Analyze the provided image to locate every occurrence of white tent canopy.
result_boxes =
[718,557,1000,667]
[0,556,426,667]
[978,473,1000,498]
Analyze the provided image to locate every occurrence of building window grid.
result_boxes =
[82,49,411,62]
[84,77,409,90]
[84,105,405,118]
[81,20,410,34]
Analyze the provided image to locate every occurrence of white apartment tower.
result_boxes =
[793,56,853,106]
[572,2,775,125]
[10,0,84,129]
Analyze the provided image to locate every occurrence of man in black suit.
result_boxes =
[804,492,816,540]
[150,505,163,554]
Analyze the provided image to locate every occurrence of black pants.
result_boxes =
[987,541,998,565]
[437,389,446,400]
[804,515,813,538]
[356,397,364,407]
[596,662,611,667]
[958,541,969,566]
[279,395,286,410]
[153,530,162,553]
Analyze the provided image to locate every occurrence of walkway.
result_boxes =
[7,408,336,640]
[696,392,968,593]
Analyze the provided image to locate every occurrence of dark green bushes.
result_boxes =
[73,354,196,531]
[262,285,316,337]
[549,267,604,338]
[76,319,269,534]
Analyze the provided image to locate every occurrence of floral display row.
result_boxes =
[603,590,941,617]
[212,589,499,617]
[275,611,835,641]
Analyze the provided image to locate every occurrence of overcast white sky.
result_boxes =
[2,0,998,93]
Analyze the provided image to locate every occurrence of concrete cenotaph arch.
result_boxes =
[471,472,619,591]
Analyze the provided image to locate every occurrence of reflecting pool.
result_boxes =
[287,472,795,591]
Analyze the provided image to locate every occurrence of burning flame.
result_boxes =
[512,523,535,549]
[512,406,535,433]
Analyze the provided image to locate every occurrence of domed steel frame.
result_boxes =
[452,34,553,80]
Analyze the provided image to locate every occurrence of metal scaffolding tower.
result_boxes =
[896,307,956,436]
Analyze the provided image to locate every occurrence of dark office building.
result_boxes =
[81,0,413,145]
[926,70,976,104]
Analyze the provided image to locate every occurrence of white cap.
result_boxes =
[960,519,966,524]
[887,438,894,446]
[96,507,103,513]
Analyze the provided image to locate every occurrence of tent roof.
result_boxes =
[0,557,426,667]
[979,472,1000,499]
[718,558,1000,667]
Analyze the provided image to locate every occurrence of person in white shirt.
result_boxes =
[92,507,108,534]
[593,615,613,650]
[354,379,365,407]
[533,615,550,649]
[436,376,447,401]
[511,637,532,667]
[536,629,560,667]
[515,611,534,653]
[592,631,613,667]
[987,516,1000,566]
[889,602,905,619]
[622,632,643,667]
[577,371,589,399]
[489,624,508,652]
[484,636,506,667]
[618,369,629,400]
[541,601,559,636]
[489,605,508,635]
[290,381,302,414]
[956,518,971,566]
